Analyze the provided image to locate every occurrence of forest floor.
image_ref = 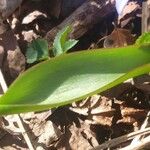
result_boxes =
[0,0,149,150]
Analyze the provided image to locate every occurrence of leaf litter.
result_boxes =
[0,0,149,150]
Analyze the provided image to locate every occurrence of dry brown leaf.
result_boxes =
[121,107,147,119]
[0,28,25,84]
[70,95,115,126]
[133,74,150,94]
[70,95,114,116]
[0,21,9,34]
[88,115,114,126]
[32,121,62,147]
[118,2,140,27]
[103,28,135,48]
[117,106,148,127]
[71,95,148,127]
[119,2,140,19]
[55,121,98,150]
[0,0,22,19]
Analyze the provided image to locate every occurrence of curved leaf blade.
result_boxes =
[0,45,150,115]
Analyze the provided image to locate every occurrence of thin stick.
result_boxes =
[92,127,150,150]
[119,135,150,150]
[0,69,35,150]
[0,69,8,93]
[119,112,150,150]
[45,0,116,46]
[131,111,150,145]
[142,2,149,33]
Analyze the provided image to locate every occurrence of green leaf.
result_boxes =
[26,47,38,64]
[0,45,150,115]
[136,32,150,45]
[26,39,49,63]
[53,26,78,56]
[63,39,78,52]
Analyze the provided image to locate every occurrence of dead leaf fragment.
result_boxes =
[0,0,22,19]
[121,107,147,119]
[55,121,98,150]
[133,74,150,94]
[7,47,25,78]
[104,28,135,48]
[88,115,114,126]
[117,106,148,126]
[71,95,115,126]
[71,95,114,116]
[33,121,62,147]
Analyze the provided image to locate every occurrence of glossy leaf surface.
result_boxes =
[0,45,150,115]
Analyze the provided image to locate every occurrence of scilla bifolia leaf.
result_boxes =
[0,45,149,115]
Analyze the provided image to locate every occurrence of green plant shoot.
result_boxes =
[53,26,78,56]
[26,38,49,63]
[0,32,149,115]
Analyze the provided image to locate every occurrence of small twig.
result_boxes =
[92,127,150,150]
[119,135,150,150]
[130,111,150,145]
[142,2,150,33]
[0,69,35,150]
[0,70,8,93]
[119,112,150,150]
